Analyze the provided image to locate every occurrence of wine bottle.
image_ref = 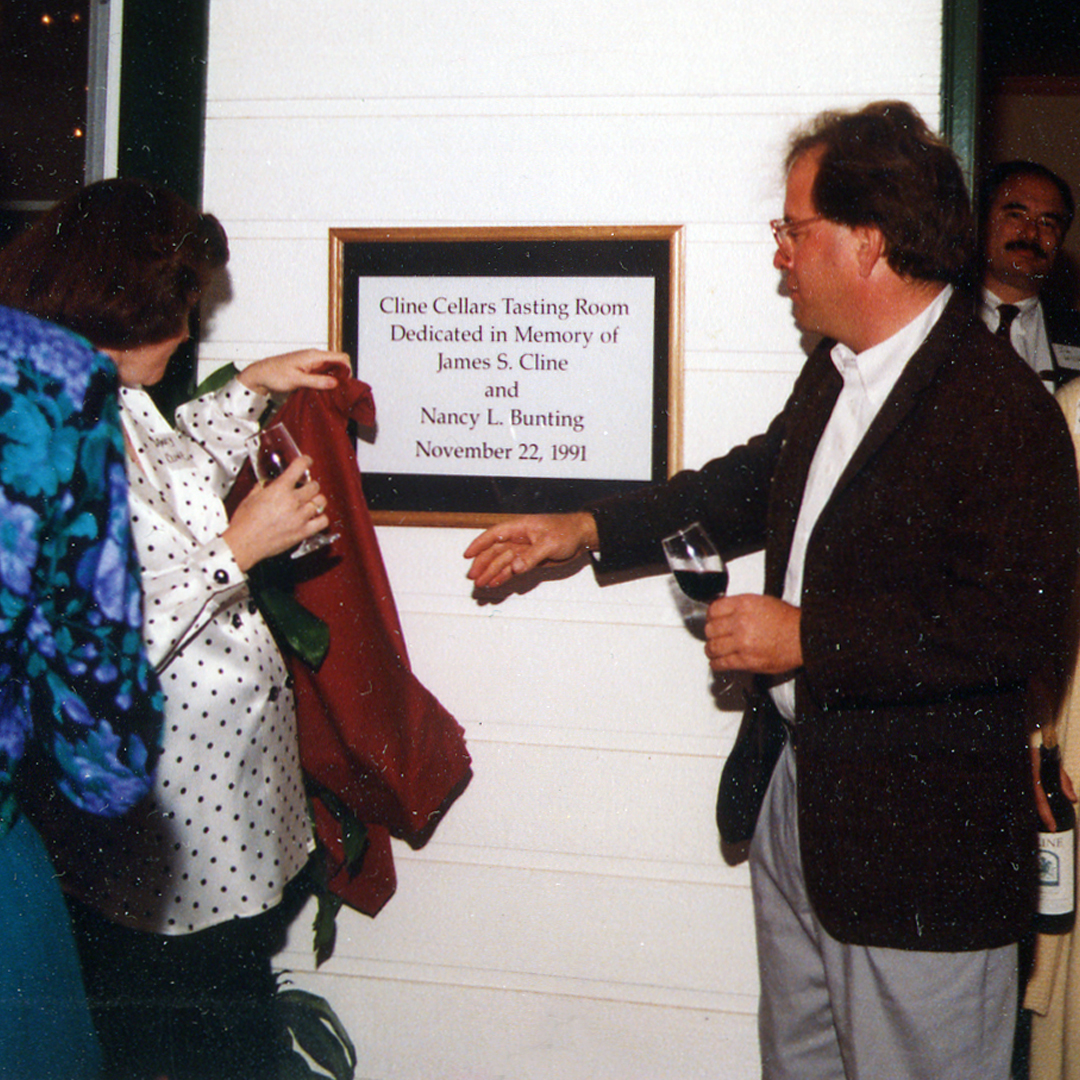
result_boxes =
[1036,734,1076,934]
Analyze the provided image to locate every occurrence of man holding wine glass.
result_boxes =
[466,101,1080,1080]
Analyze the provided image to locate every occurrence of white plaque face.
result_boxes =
[355,276,657,483]
[331,226,683,523]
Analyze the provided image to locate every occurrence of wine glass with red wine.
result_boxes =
[662,522,728,603]
[663,522,733,690]
[246,422,338,558]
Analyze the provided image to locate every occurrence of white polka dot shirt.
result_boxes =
[56,380,313,935]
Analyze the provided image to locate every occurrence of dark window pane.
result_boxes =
[0,0,90,239]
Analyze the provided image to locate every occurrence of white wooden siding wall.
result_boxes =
[201,3,945,1076]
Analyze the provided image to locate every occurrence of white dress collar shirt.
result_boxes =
[980,287,1055,390]
[770,285,953,720]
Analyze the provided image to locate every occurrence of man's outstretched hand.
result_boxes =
[464,512,599,588]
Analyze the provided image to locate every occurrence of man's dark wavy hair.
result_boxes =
[786,101,974,286]
[0,178,229,349]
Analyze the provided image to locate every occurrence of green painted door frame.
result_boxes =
[941,0,981,189]
[117,0,210,207]
[116,0,211,414]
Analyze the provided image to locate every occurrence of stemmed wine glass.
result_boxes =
[662,522,728,604]
[246,422,338,559]
[663,522,733,691]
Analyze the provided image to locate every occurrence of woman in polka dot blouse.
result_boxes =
[0,179,350,1080]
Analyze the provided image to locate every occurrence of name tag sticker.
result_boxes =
[1055,344,1080,369]
[146,431,197,469]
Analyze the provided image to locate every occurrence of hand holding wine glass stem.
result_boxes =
[223,457,329,571]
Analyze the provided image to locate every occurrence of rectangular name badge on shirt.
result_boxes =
[1055,344,1080,372]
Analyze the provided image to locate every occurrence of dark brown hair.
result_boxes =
[786,101,974,286]
[979,159,1075,232]
[0,178,229,349]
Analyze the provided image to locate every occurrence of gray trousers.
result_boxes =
[749,742,1017,1080]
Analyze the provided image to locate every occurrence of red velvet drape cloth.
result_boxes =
[233,378,471,915]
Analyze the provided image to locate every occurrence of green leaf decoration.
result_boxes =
[306,781,369,876]
[192,362,239,399]
[277,1047,322,1079]
[276,987,358,1080]
[313,889,343,968]
[303,783,370,966]
[339,811,367,872]
[249,566,330,669]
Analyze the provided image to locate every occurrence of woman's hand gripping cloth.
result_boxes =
[231,377,471,915]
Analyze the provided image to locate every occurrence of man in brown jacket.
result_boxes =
[465,102,1080,1079]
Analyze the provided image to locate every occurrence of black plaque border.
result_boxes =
[330,226,684,527]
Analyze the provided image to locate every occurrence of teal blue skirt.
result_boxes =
[0,812,100,1079]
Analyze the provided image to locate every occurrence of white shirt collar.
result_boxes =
[829,284,953,411]
[981,287,1053,384]
[982,287,1040,320]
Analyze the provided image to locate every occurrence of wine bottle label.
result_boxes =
[1038,828,1076,917]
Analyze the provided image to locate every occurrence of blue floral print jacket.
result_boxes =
[0,306,162,832]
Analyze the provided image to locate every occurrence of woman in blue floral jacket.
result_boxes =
[0,304,163,1079]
